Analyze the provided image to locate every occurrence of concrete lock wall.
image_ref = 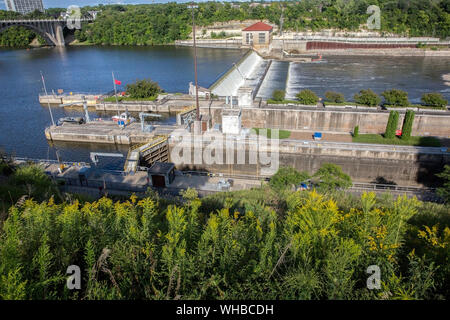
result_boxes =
[169,141,450,186]
[206,107,450,136]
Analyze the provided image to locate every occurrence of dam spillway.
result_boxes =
[210,51,268,97]
[256,60,290,100]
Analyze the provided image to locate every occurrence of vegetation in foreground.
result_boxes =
[0,160,449,300]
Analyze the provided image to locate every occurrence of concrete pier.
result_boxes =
[45,121,179,145]
[39,93,102,106]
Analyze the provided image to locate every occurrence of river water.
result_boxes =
[0,46,449,169]
[0,45,246,168]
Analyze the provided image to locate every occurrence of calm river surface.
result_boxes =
[0,45,449,169]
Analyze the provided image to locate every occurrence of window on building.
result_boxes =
[258,33,266,43]
[246,33,253,44]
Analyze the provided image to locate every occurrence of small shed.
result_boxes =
[242,22,273,46]
[148,162,175,188]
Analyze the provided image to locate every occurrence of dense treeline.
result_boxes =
[1,1,449,47]
[0,161,449,300]
[77,1,447,45]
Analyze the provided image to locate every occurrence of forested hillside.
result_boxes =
[1,0,449,47]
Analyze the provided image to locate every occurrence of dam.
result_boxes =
[210,51,450,103]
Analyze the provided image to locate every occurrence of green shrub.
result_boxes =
[385,110,399,139]
[272,89,286,102]
[421,93,448,109]
[126,79,162,99]
[436,165,450,203]
[353,89,381,107]
[353,126,359,137]
[325,91,345,103]
[313,163,352,191]
[401,110,415,140]
[382,89,409,107]
[269,166,310,191]
[296,89,319,105]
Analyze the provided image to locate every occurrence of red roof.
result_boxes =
[242,22,273,32]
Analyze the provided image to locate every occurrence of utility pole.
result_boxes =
[40,71,55,126]
[188,2,200,122]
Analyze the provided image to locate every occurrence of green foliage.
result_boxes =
[0,26,36,47]
[312,163,352,192]
[269,167,310,192]
[401,110,415,140]
[385,110,399,139]
[0,181,448,299]
[251,128,291,139]
[325,91,345,104]
[272,90,285,102]
[382,89,410,107]
[436,165,450,203]
[354,89,381,107]
[2,0,450,47]
[126,79,162,99]
[421,93,448,109]
[353,126,359,138]
[296,89,319,105]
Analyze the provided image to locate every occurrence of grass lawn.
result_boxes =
[252,128,291,139]
[103,96,157,102]
[353,134,441,147]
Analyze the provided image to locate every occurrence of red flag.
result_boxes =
[115,79,122,85]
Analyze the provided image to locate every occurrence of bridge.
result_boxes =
[0,18,94,46]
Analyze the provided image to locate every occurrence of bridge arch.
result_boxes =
[0,23,55,45]
[0,21,65,46]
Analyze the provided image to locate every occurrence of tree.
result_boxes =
[325,91,345,103]
[401,110,415,140]
[436,165,450,203]
[296,89,319,105]
[385,110,399,139]
[269,166,310,191]
[354,89,381,107]
[272,90,285,102]
[313,163,352,191]
[126,79,162,99]
[353,126,359,137]
[421,93,448,109]
[382,89,409,107]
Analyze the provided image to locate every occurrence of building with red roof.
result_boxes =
[242,21,274,47]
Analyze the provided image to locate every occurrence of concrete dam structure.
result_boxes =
[210,50,270,98]
[169,137,449,187]
[206,105,450,137]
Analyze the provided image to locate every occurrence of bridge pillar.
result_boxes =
[55,24,65,47]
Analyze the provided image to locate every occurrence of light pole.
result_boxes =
[188,2,200,122]
[40,71,55,126]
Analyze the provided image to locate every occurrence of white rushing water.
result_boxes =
[211,51,265,97]
[256,60,290,99]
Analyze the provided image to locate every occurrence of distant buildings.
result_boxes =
[242,21,273,46]
[4,0,44,15]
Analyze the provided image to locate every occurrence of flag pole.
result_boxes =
[112,71,120,117]
[40,71,55,126]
